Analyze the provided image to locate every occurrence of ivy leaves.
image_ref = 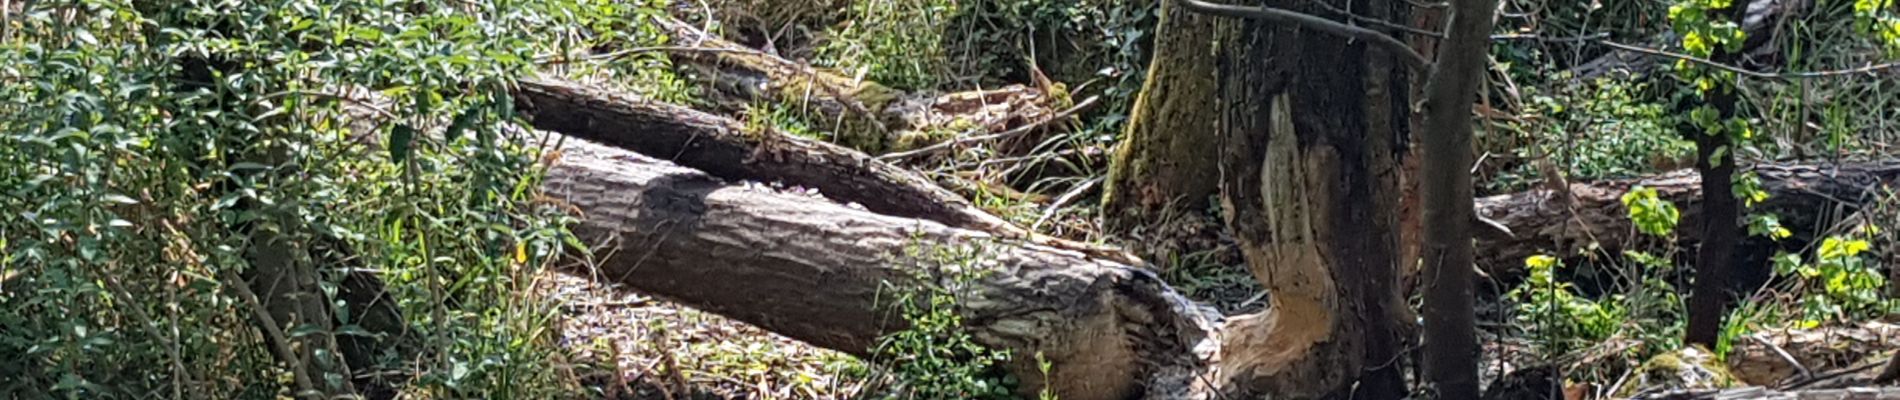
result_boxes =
[1622,186,1682,237]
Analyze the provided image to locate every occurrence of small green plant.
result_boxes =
[868,241,1019,399]
[1036,351,1059,400]
[818,0,958,90]
[1774,232,1890,327]
[1490,80,1693,192]
[1510,255,1629,355]
[1850,0,1900,54]
[1623,186,1684,237]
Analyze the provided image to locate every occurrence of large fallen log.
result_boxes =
[654,18,1066,155]
[512,78,1140,265]
[515,75,1900,278]
[1474,161,1900,275]
[538,137,1220,399]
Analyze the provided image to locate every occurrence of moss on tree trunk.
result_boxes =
[1102,1,1223,239]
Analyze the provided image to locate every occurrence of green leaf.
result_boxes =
[446,106,478,142]
[388,124,416,163]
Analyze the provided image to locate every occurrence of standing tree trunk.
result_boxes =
[1417,0,1498,395]
[1101,0,1222,242]
[1202,0,1411,396]
[1684,0,1756,348]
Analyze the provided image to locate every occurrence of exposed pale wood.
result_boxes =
[538,136,1219,400]
[1207,0,1414,391]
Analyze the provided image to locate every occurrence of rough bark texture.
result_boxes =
[512,78,1139,265]
[514,78,978,226]
[1417,0,1498,393]
[538,136,1218,400]
[1472,161,1900,278]
[658,19,1064,155]
[1207,0,1411,396]
[1101,0,1222,236]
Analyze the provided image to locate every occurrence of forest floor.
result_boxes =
[547,272,883,399]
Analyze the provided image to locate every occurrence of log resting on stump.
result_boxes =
[1474,161,1900,277]
[539,137,1222,399]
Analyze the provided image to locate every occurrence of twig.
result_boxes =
[533,46,758,65]
[1031,176,1102,231]
[1175,0,1432,71]
[1600,40,1900,80]
[257,89,397,120]
[1489,32,1610,43]
[1308,0,1446,39]
[221,268,323,400]
[562,298,653,309]
[1778,361,1884,390]
[876,95,1101,162]
[1749,333,1813,380]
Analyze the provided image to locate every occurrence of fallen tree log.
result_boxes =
[516,76,1900,279]
[654,18,1066,155]
[1474,161,1900,276]
[538,136,1220,399]
[512,78,1140,265]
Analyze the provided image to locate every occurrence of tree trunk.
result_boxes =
[538,137,1219,400]
[1684,0,1758,348]
[1206,0,1411,396]
[515,72,1900,400]
[1417,0,1498,393]
[162,14,362,396]
[1101,0,1222,243]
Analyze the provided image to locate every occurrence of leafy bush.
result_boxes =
[1488,80,1693,192]
[817,0,959,90]
[0,0,670,397]
[1774,234,1890,327]
[868,242,1020,399]
[1510,255,1630,355]
[1623,186,1684,237]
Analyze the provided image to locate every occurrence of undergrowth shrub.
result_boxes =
[868,240,1022,400]
[1511,255,1629,355]
[0,0,672,397]
[1774,233,1891,327]
[817,0,959,90]
[1486,80,1693,192]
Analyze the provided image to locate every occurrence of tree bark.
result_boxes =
[538,136,1219,400]
[656,18,1065,155]
[1101,0,1222,241]
[1683,0,1758,348]
[1417,0,1498,393]
[513,70,1900,400]
[1206,0,1411,396]
[511,78,1140,265]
